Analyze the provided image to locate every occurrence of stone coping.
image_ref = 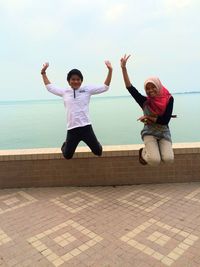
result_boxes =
[0,142,200,161]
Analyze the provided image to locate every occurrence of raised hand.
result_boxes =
[120,54,131,68]
[41,62,49,75]
[105,60,113,70]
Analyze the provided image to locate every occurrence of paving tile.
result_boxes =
[0,183,200,266]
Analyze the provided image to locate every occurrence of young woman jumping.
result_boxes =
[41,61,112,159]
[120,54,174,166]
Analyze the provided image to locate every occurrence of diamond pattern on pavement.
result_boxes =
[185,187,200,203]
[120,218,199,266]
[0,191,37,214]
[0,228,12,246]
[50,190,102,213]
[28,220,103,266]
[118,189,171,212]
[1,183,200,266]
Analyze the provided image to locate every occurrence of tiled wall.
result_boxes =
[0,143,200,188]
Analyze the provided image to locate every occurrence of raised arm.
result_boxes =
[41,62,51,85]
[89,60,113,95]
[41,62,65,97]
[104,60,113,86]
[120,54,131,88]
[121,54,147,108]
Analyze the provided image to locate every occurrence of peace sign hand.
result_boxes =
[120,54,131,69]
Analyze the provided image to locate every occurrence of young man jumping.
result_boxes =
[41,61,112,159]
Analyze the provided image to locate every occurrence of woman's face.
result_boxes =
[68,75,82,89]
[145,82,159,97]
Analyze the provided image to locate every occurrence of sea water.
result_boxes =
[0,93,199,150]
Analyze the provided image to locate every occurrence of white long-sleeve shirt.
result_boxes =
[46,83,109,130]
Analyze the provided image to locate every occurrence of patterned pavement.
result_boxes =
[0,183,200,267]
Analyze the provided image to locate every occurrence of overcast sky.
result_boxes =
[0,0,200,100]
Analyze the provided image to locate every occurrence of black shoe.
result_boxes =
[139,148,147,165]
[61,142,66,153]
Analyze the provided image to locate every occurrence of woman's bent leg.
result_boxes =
[159,139,174,163]
[142,135,161,166]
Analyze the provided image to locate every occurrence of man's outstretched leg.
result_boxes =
[82,125,103,156]
[61,129,80,159]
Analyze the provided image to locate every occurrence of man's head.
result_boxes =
[67,69,83,89]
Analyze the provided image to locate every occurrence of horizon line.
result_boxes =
[0,91,200,103]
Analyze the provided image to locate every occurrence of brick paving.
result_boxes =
[0,183,200,267]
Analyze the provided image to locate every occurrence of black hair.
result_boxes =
[67,69,83,82]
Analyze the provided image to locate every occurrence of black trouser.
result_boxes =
[61,125,102,159]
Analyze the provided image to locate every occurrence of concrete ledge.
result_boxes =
[1,143,200,161]
[0,143,200,188]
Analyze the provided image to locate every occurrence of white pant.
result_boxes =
[142,135,174,166]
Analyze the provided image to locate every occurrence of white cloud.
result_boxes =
[105,3,127,22]
[0,0,200,100]
[23,17,62,40]
[0,0,31,13]
[165,0,192,9]
[163,0,197,13]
